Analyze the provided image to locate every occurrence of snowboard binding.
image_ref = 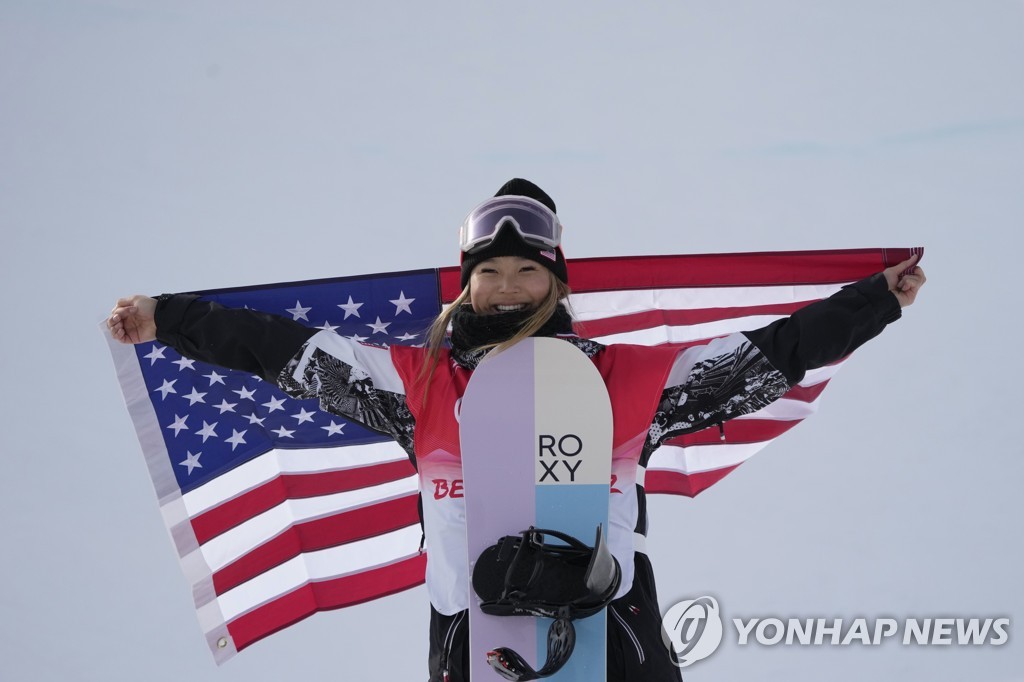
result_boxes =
[471,525,620,680]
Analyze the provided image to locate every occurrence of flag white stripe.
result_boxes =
[733,397,821,422]
[568,283,845,321]
[648,441,770,475]
[216,525,423,621]
[590,314,790,346]
[183,442,410,516]
[800,364,842,386]
[196,600,234,665]
[200,474,420,570]
[104,330,183,501]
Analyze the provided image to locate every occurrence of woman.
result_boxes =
[109,179,926,681]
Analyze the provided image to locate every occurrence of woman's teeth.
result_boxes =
[496,304,526,312]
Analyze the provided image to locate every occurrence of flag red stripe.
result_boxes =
[227,553,428,652]
[785,381,829,403]
[576,301,815,338]
[568,248,923,292]
[438,247,922,301]
[212,494,421,595]
[192,459,417,544]
[645,466,742,497]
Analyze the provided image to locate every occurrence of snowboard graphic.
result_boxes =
[461,337,614,680]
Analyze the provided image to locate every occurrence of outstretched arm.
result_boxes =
[108,293,317,380]
[107,292,416,454]
[643,255,928,453]
[744,254,926,385]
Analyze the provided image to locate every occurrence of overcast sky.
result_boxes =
[2,1,1022,680]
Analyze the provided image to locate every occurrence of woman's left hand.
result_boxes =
[882,254,927,308]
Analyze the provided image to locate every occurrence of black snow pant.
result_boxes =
[427,553,683,681]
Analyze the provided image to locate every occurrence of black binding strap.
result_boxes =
[471,526,620,680]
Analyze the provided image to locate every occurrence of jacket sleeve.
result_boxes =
[644,274,902,452]
[154,293,317,381]
[742,273,902,385]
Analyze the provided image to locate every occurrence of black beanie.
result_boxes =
[460,178,569,289]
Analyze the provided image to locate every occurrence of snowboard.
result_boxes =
[461,337,614,681]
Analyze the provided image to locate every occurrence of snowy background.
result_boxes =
[2,1,1022,680]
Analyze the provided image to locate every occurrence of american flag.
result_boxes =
[106,247,921,662]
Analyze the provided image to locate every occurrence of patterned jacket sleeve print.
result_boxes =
[276,330,417,459]
[646,334,790,451]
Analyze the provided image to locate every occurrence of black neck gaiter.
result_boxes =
[448,304,575,369]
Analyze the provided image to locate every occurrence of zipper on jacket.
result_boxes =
[441,610,466,681]
[611,604,645,664]
[717,421,726,441]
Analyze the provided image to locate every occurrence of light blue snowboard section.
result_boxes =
[536,484,610,679]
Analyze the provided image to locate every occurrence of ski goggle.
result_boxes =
[459,196,563,255]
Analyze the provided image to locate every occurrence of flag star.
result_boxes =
[153,379,177,400]
[395,332,420,342]
[179,451,202,475]
[322,421,346,436]
[366,316,391,335]
[172,357,196,371]
[337,296,363,319]
[292,408,316,424]
[196,421,218,442]
[390,291,415,315]
[233,386,257,401]
[204,370,227,386]
[215,399,238,414]
[183,387,207,405]
[285,300,312,321]
[143,345,166,365]
[262,396,287,413]
[244,413,266,426]
[348,333,369,343]
[166,414,189,436]
[317,321,339,333]
[225,429,247,450]
[271,426,295,439]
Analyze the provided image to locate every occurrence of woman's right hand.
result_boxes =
[108,295,158,344]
